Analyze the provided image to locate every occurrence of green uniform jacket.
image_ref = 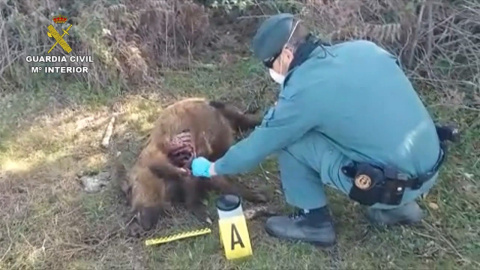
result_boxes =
[214,40,441,178]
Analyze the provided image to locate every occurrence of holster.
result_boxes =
[346,163,385,206]
[343,124,458,206]
[345,163,407,206]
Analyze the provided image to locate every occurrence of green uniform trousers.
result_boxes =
[277,131,439,210]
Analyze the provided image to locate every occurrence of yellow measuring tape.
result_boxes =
[145,227,212,246]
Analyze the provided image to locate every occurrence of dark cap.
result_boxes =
[215,194,241,211]
[251,13,294,62]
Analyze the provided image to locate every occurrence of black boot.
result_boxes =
[264,206,336,247]
[366,201,425,226]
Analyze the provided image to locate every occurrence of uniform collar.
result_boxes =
[281,46,329,87]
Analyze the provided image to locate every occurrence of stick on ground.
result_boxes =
[101,116,116,149]
[244,206,277,220]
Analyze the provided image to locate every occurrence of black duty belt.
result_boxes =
[341,124,459,206]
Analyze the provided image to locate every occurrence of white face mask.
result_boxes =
[266,20,301,85]
[269,68,285,84]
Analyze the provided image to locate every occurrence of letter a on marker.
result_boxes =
[219,215,252,260]
[231,224,245,250]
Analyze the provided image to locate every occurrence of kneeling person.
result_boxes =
[189,13,447,247]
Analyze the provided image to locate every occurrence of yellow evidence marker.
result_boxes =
[145,227,211,246]
[216,194,253,260]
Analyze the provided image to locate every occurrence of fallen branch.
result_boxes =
[244,205,277,220]
[101,115,116,149]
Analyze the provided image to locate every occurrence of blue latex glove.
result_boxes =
[191,157,215,178]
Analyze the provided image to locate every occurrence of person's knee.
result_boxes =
[277,148,328,209]
[279,131,332,171]
[277,148,320,182]
[281,130,321,155]
[277,148,293,164]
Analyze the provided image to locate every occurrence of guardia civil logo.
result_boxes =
[26,14,93,74]
[47,14,72,54]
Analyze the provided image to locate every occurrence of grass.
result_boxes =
[0,57,479,270]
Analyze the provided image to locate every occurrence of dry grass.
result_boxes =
[0,0,216,92]
[298,0,480,107]
[0,0,479,269]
